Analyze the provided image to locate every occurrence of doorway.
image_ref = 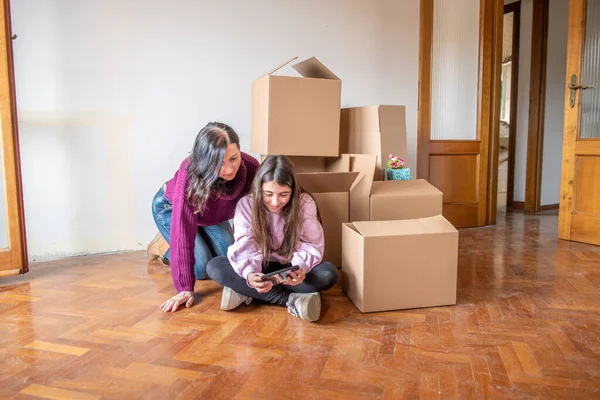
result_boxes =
[490,0,569,218]
[497,2,520,213]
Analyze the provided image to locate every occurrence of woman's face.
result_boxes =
[261,180,292,213]
[219,143,241,181]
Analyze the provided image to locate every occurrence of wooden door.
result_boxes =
[0,0,28,277]
[418,0,502,228]
[559,0,600,246]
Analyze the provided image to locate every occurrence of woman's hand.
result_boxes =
[247,272,273,293]
[160,291,194,313]
[283,269,306,286]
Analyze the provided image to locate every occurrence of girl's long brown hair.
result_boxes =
[251,155,322,265]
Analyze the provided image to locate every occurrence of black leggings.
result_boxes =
[206,257,338,306]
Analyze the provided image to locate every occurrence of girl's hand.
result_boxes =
[248,272,273,293]
[160,291,194,313]
[284,269,306,286]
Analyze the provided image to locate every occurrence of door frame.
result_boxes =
[488,0,554,217]
[0,0,28,276]
[486,0,505,224]
[523,0,550,213]
[417,0,503,227]
[504,1,521,209]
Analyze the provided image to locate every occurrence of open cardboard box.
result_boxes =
[347,154,444,222]
[285,154,443,222]
[341,215,458,313]
[270,154,444,266]
[294,155,358,267]
[340,105,408,180]
[251,56,341,157]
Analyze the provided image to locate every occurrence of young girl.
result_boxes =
[206,155,338,322]
[148,122,259,313]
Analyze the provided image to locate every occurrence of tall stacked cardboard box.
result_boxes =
[251,56,458,313]
[340,105,408,181]
[251,56,353,266]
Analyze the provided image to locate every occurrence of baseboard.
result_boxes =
[510,201,525,210]
[508,201,558,212]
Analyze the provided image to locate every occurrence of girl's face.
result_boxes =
[261,180,292,213]
[219,143,241,181]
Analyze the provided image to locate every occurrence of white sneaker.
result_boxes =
[220,287,251,311]
[286,292,321,322]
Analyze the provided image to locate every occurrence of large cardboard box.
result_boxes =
[295,158,358,267]
[341,215,458,313]
[340,105,407,180]
[348,154,443,222]
[251,57,342,156]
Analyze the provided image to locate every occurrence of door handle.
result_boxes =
[570,74,594,108]
[569,83,594,90]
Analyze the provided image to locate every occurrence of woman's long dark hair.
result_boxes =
[251,155,322,264]
[185,122,240,214]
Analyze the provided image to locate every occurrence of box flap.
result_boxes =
[289,156,327,173]
[292,57,340,80]
[371,179,443,197]
[345,106,381,134]
[378,105,406,133]
[325,154,350,172]
[352,215,457,237]
[347,154,377,222]
[297,171,359,194]
[288,155,350,173]
[378,105,407,166]
[262,56,299,77]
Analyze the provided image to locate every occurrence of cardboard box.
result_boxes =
[287,155,349,173]
[261,154,350,174]
[296,159,358,267]
[341,215,458,313]
[370,180,443,221]
[347,154,443,222]
[251,57,341,156]
[340,105,407,180]
[260,155,356,266]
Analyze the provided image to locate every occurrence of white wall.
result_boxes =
[540,0,568,206]
[512,0,568,205]
[513,0,533,202]
[11,0,420,260]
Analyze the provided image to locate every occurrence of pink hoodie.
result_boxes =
[227,193,324,279]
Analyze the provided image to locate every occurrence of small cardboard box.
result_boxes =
[251,57,342,157]
[341,215,458,313]
[370,180,443,221]
[348,154,443,222]
[296,160,358,267]
[340,105,407,180]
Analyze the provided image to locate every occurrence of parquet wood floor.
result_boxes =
[1,211,599,399]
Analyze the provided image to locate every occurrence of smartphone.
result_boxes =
[260,265,300,283]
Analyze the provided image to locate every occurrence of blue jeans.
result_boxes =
[151,187,234,280]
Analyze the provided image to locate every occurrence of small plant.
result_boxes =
[387,154,405,170]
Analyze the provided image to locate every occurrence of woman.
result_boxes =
[206,155,338,322]
[149,122,259,312]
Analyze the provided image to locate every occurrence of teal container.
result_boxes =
[386,167,411,181]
